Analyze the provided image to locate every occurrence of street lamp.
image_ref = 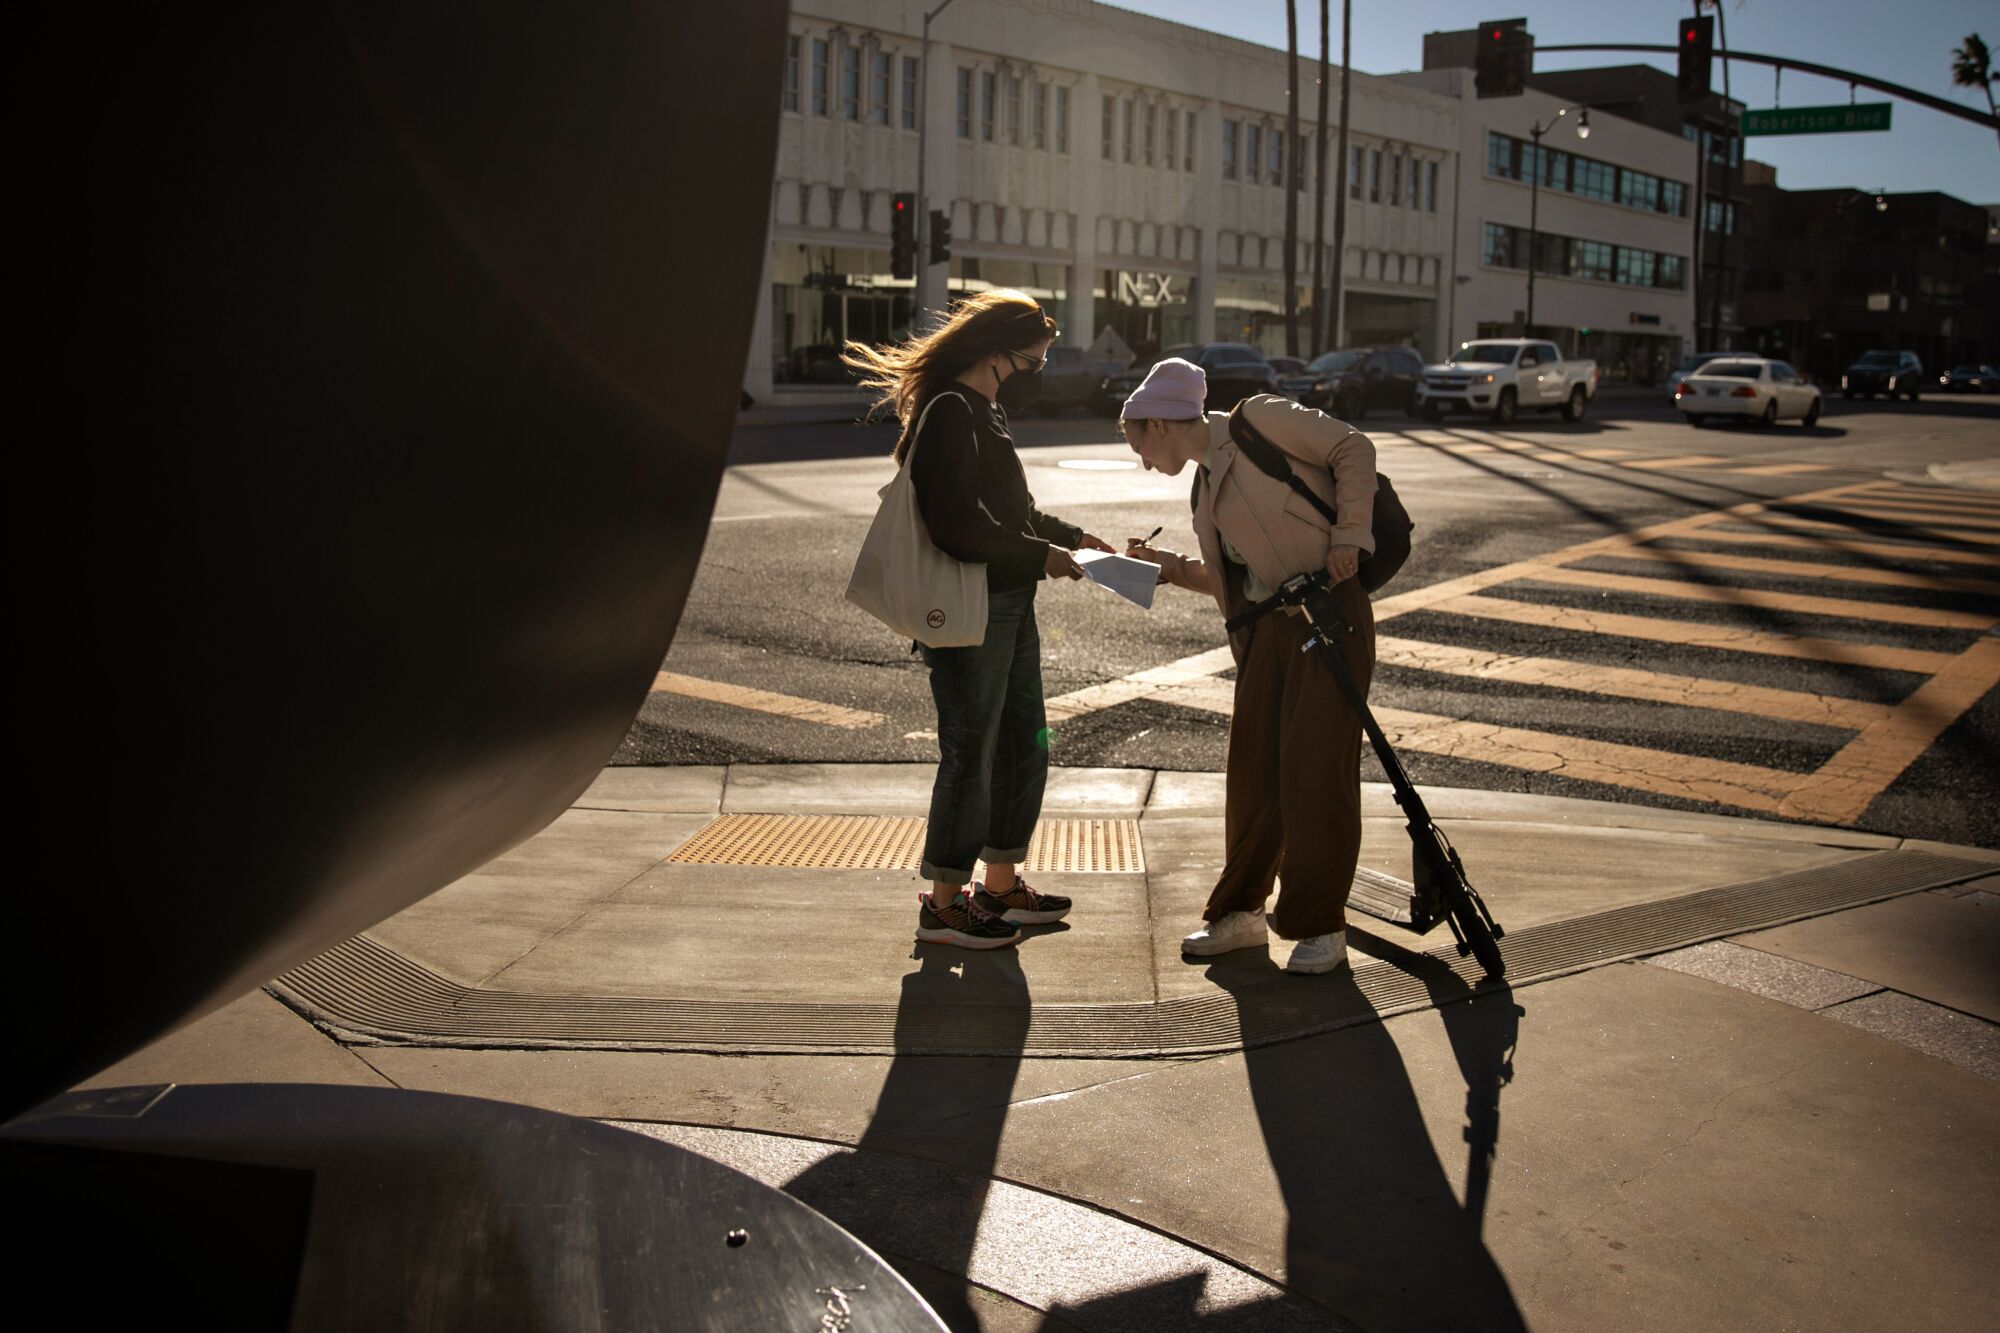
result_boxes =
[913,0,958,322]
[1524,106,1589,334]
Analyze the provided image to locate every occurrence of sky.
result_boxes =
[1105,0,2000,201]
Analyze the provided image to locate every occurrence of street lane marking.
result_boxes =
[1622,454,1730,470]
[1430,593,1954,673]
[1845,493,2000,516]
[1597,547,2000,596]
[1825,505,2000,530]
[1675,529,2000,566]
[1745,512,2000,545]
[1044,646,1235,724]
[1373,636,1890,729]
[1570,447,1635,459]
[1779,637,2000,825]
[650,672,885,730]
[1523,565,1998,631]
[1723,463,1830,476]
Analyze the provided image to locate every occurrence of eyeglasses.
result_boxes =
[1006,348,1048,374]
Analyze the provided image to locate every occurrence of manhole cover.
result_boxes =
[664,814,1144,873]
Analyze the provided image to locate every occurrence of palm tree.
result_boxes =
[1309,0,1330,353]
[1329,0,1351,354]
[1951,34,1999,150]
[1283,1,1301,356]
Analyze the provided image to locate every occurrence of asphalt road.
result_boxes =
[624,394,2000,849]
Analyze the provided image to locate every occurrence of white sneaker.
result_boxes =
[1181,910,1268,957]
[1285,931,1348,975]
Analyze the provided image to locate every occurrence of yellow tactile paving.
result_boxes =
[1779,637,2000,826]
[650,671,885,730]
[1678,530,2000,566]
[1433,593,1955,673]
[1524,566,1998,631]
[1373,636,1890,729]
[1597,547,2000,596]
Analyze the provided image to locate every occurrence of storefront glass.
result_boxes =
[769,244,914,385]
[1092,267,1194,361]
[946,258,1070,336]
[1212,275,1310,357]
[1345,293,1436,356]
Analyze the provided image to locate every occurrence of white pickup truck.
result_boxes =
[1416,339,1599,424]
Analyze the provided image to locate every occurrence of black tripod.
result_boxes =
[1227,571,1508,977]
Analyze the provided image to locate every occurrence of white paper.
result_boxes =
[1073,550,1158,610]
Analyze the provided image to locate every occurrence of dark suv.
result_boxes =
[1842,349,1924,401]
[1283,346,1425,419]
[1096,342,1278,415]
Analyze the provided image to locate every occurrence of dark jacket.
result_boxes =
[907,385,1084,592]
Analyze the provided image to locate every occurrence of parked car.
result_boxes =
[1034,345,1124,417]
[1676,356,1822,428]
[1939,364,1999,395]
[1666,350,1734,397]
[1284,346,1425,418]
[1267,356,1309,380]
[1842,349,1923,400]
[1417,339,1598,424]
[1095,342,1277,415]
[1094,344,1195,416]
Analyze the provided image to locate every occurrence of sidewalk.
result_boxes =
[82,764,2000,1331]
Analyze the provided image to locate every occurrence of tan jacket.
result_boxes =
[1192,394,1378,632]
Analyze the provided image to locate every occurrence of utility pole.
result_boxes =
[1524,106,1588,334]
[1330,0,1351,348]
[914,0,957,322]
[1705,1,1733,351]
[1310,0,1330,352]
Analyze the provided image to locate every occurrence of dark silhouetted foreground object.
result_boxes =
[5,1084,939,1330]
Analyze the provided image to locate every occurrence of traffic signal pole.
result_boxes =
[1705,3,1733,352]
[914,0,957,323]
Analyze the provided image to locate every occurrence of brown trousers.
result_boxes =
[1203,575,1376,939]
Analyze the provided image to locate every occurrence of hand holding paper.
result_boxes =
[1073,549,1158,610]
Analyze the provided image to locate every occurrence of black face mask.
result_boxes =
[996,359,1045,412]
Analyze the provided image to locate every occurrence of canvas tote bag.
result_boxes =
[845,391,989,647]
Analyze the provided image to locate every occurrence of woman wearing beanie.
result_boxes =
[1119,358,1378,975]
[842,291,1114,950]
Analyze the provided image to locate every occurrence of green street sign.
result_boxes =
[1741,103,1892,136]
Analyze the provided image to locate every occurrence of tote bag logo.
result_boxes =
[926,608,946,629]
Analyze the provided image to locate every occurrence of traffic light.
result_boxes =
[1474,18,1529,99]
[928,208,952,265]
[1677,15,1713,102]
[890,191,915,280]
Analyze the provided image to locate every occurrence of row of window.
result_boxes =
[1704,197,1737,235]
[957,69,1073,151]
[782,35,920,128]
[1097,95,1197,171]
[1485,132,1688,219]
[1482,222,1686,290]
[1220,121,1440,214]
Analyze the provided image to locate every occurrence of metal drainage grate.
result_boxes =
[274,850,1994,1059]
[664,814,1144,874]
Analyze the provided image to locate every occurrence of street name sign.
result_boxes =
[1741,103,1891,136]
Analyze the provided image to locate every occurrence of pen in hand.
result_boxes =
[1138,526,1163,547]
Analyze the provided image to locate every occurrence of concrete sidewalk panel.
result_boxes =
[721,762,936,814]
[1821,991,2000,1080]
[1145,770,1226,816]
[1736,891,2000,1022]
[367,808,701,986]
[966,963,2000,1332]
[574,765,726,813]
[76,989,392,1093]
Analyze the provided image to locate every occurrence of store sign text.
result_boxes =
[1117,272,1180,308]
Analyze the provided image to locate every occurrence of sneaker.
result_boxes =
[974,876,1072,925]
[1181,909,1268,957]
[1285,931,1348,975]
[916,891,1022,949]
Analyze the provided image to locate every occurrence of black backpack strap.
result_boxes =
[1226,402,1339,528]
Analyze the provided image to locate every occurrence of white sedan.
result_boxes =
[1676,357,1822,428]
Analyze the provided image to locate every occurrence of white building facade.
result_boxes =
[753,0,1461,400]
[1390,68,1700,385]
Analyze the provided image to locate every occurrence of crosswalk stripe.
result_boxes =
[1623,454,1730,470]
[1434,593,1955,673]
[1599,547,2000,596]
[1369,705,1799,814]
[650,672,885,730]
[1848,489,2000,511]
[1043,646,1235,724]
[1523,565,1998,631]
[1746,512,2000,545]
[1724,463,1830,476]
[1829,505,2000,530]
[1569,447,1635,459]
[1778,637,2000,825]
[1373,635,1890,729]
[1677,529,2000,565]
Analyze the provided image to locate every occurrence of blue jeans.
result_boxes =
[918,585,1048,886]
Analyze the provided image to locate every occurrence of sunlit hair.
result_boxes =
[842,289,1056,463]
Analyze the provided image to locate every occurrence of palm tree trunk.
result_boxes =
[1330,0,1351,350]
[1284,1,1301,357]
[1310,0,1330,352]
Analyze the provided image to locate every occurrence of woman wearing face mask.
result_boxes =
[842,290,1114,949]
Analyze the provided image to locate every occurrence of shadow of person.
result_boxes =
[1205,947,1526,1332]
[782,943,1032,1332]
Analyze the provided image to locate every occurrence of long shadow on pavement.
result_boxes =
[782,943,1031,1331]
[1199,948,1527,1331]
